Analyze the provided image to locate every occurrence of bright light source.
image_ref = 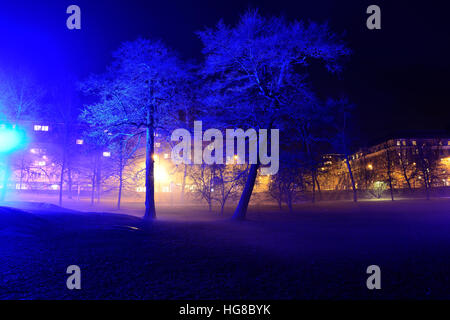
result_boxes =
[0,126,27,153]
[367,164,373,170]
[103,151,111,157]
[154,164,169,183]
[76,139,84,145]
[152,154,159,161]
[441,157,450,166]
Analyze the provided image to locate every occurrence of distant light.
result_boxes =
[367,164,373,170]
[76,139,84,145]
[103,151,111,157]
[152,154,159,161]
[233,154,238,160]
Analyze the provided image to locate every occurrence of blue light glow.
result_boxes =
[0,125,27,153]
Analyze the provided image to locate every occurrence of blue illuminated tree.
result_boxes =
[80,38,188,219]
[0,70,44,201]
[197,10,350,219]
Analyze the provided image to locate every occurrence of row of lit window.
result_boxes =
[396,140,450,146]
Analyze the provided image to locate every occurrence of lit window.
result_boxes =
[76,139,84,145]
[136,187,146,193]
[155,142,161,147]
[35,161,46,166]
[396,141,401,146]
[412,140,417,145]
[164,153,169,159]
[30,148,38,154]
[402,140,406,146]
[103,151,111,157]
[34,125,49,131]
[448,141,450,146]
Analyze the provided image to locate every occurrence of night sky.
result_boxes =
[0,0,448,146]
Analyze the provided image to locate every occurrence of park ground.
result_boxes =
[0,198,449,299]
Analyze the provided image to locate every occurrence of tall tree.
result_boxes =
[197,10,350,220]
[80,38,187,219]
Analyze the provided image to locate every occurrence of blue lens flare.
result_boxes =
[0,125,28,153]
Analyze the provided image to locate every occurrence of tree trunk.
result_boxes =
[144,108,156,219]
[277,198,282,210]
[19,154,25,191]
[388,175,394,201]
[311,171,316,203]
[90,162,96,206]
[287,193,293,212]
[401,165,413,193]
[417,146,430,200]
[67,166,73,199]
[220,198,226,215]
[118,164,123,210]
[423,169,430,200]
[117,141,124,210]
[59,153,66,206]
[232,163,259,220]
[385,148,394,201]
[181,164,187,202]
[315,175,322,201]
[96,157,102,204]
[345,155,357,202]
[0,156,10,202]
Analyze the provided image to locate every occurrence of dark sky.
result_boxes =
[0,0,448,146]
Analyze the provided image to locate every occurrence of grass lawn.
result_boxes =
[1,198,449,299]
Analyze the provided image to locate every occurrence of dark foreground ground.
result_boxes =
[0,199,449,299]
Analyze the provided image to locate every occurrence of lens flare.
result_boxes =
[0,125,27,153]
